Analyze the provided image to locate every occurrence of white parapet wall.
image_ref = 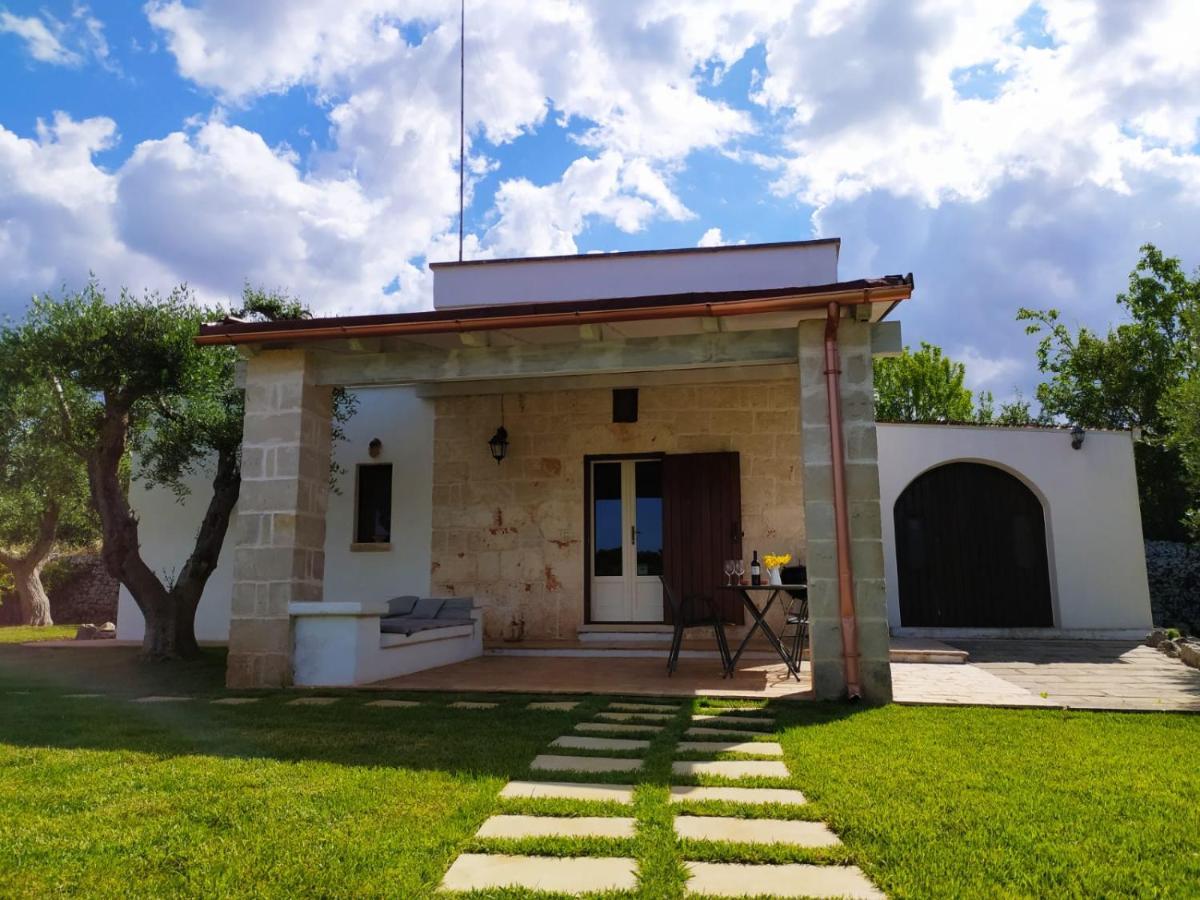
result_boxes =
[117,386,435,643]
[877,423,1153,638]
[431,240,841,308]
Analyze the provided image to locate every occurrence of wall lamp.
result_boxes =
[1070,424,1085,450]
[488,394,509,464]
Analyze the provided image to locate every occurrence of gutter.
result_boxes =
[823,301,863,699]
[195,282,912,347]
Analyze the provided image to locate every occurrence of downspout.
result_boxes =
[823,301,862,699]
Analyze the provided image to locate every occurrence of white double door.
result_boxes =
[589,458,664,623]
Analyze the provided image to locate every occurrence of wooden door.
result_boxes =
[894,462,1053,627]
[662,452,744,624]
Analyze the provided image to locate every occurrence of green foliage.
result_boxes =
[1165,296,1200,537]
[874,343,1035,425]
[1019,244,1200,539]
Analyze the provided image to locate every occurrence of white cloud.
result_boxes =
[697,227,725,247]
[0,11,80,65]
[0,6,112,68]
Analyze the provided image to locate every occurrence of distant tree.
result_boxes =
[874,342,976,422]
[1166,296,1200,537]
[0,379,96,625]
[1019,244,1200,541]
[0,283,353,658]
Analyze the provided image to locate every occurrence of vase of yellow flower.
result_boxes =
[763,553,792,586]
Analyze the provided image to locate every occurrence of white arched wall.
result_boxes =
[877,423,1153,639]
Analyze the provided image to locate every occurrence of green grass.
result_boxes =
[0,624,78,643]
[0,646,1198,898]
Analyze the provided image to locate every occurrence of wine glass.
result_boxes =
[733,559,745,585]
[723,559,735,587]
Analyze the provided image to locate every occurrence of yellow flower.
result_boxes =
[763,553,792,569]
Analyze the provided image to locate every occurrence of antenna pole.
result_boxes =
[457,0,465,262]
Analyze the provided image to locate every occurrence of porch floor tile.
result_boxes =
[676,740,784,757]
[684,861,882,898]
[672,760,789,779]
[532,754,643,774]
[499,781,635,803]
[477,815,636,840]
[669,786,807,805]
[675,816,840,847]
[440,853,638,893]
[576,722,664,735]
[551,735,650,752]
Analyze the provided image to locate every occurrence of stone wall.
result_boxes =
[430,377,805,641]
[0,554,118,626]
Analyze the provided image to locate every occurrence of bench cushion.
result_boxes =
[437,597,474,619]
[380,617,467,636]
[386,595,419,617]
[411,597,445,619]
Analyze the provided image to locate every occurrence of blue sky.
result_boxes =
[2,1,1199,403]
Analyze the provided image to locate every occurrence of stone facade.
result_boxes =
[227,350,333,688]
[797,319,892,703]
[430,377,805,642]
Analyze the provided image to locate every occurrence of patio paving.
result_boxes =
[440,853,638,893]
[668,785,807,805]
[675,816,841,847]
[476,814,636,839]
[531,754,643,773]
[498,781,635,803]
[672,759,789,779]
[676,740,784,756]
[576,721,664,734]
[550,735,650,752]
[684,861,883,899]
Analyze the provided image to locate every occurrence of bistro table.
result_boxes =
[721,584,807,681]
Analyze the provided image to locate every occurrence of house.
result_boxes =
[116,239,1153,701]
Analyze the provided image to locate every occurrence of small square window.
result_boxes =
[355,464,392,543]
[612,388,638,423]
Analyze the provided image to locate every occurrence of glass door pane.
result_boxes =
[634,460,663,576]
[593,462,623,577]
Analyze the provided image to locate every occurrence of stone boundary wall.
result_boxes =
[0,554,118,626]
[430,377,805,642]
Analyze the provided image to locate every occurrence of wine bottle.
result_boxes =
[750,550,761,586]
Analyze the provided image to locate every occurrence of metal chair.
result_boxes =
[660,576,731,677]
[779,564,809,673]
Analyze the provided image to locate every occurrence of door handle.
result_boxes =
[630,525,637,546]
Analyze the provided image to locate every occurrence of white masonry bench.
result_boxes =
[289,598,483,687]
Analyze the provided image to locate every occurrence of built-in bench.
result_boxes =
[291,595,482,686]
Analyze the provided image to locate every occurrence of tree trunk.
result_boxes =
[10,562,53,626]
[86,403,240,661]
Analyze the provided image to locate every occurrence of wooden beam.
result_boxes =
[310,328,799,387]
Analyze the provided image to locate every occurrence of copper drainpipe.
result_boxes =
[823,301,862,699]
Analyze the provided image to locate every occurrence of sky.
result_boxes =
[2,0,1199,403]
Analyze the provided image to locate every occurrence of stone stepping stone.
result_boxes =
[692,713,774,727]
[687,726,776,739]
[440,853,637,893]
[500,781,635,803]
[596,711,673,722]
[449,701,498,709]
[532,754,643,774]
[551,735,650,752]
[527,701,579,711]
[697,705,764,712]
[132,696,192,703]
[477,814,636,839]
[669,786,807,806]
[677,741,784,757]
[684,861,882,898]
[608,701,679,712]
[672,760,789,779]
[287,697,338,706]
[64,693,103,699]
[576,722,664,735]
[365,699,421,708]
[211,698,259,705]
[675,816,841,847]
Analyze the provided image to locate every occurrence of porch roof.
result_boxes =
[196,274,914,348]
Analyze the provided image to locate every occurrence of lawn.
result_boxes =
[0,642,1197,898]
[0,624,79,643]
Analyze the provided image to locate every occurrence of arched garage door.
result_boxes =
[894,462,1053,628]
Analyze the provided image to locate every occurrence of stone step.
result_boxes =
[608,701,680,712]
[211,698,259,706]
[576,722,664,735]
[686,726,775,739]
[133,696,193,703]
[552,735,650,752]
[286,697,337,706]
[527,701,579,711]
[692,713,774,727]
[684,861,882,898]
[676,741,784,757]
[675,816,840,847]
[596,711,674,722]
[477,814,637,839]
[364,699,420,708]
[499,781,635,803]
[440,853,638,893]
[533,754,643,774]
[449,701,498,709]
[672,760,789,779]
[669,786,807,806]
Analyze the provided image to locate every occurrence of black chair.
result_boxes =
[780,564,809,672]
[660,576,731,677]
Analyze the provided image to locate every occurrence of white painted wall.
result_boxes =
[117,386,435,642]
[877,423,1153,638]
[433,241,841,308]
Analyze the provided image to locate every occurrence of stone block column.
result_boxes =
[227,350,333,689]
[797,318,893,703]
